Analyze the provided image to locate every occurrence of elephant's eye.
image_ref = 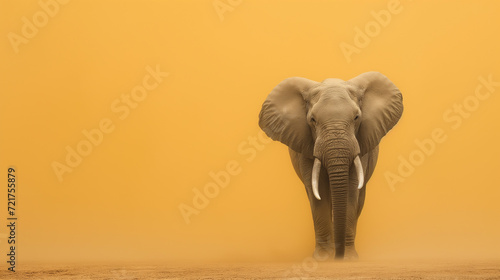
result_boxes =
[354,115,359,121]
[310,117,316,123]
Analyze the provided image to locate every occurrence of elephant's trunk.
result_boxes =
[324,144,351,260]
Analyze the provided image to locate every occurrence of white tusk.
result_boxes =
[312,158,322,200]
[354,156,364,190]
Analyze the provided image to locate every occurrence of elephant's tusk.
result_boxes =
[312,158,322,200]
[354,156,364,190]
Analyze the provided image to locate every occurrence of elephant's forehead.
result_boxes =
[317,85,355,102]
[311,85,359,117]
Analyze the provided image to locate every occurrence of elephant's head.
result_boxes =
[258,72,403,259]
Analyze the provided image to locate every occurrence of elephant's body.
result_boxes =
[258,72,403,260]
[289,146,379,259]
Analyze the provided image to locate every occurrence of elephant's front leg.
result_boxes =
[309,194,334,259]
[305,167,335,260]
[344,186,365,259]
[289,150,335,260]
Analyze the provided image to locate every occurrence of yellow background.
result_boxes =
[1,0,499,263]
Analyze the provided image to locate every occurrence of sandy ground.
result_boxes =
[1,260,499,279]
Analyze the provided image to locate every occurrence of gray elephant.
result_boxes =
[258,72,403,260]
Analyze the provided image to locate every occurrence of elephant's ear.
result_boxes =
[349,72,404,156]
[259,77,319,158]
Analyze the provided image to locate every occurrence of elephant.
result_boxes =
[258,72,403,260]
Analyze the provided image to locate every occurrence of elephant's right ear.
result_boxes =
[349,72,404,156]
[258,77,318,158]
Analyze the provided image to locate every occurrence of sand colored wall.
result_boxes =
[1,0,499,263]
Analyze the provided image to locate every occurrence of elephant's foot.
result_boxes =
[344,246,359,260]
[313,245,335,261]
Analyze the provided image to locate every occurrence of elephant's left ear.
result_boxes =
[258,77,319,158]
[349,72,404,156]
